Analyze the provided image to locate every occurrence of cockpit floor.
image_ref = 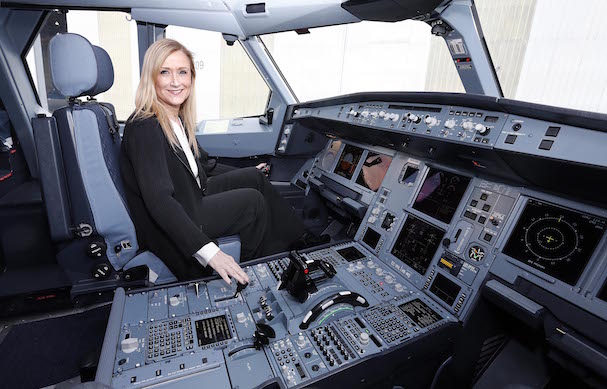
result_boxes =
[0,304,111,389]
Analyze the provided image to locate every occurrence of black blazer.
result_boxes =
[120,116,215,280]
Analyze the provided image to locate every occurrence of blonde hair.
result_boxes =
[131,39,199,157]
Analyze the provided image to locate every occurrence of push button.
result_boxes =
[545,126,560,137]
[505,134,517,144]
[539,139,554,150]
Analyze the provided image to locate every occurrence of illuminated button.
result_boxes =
[482,204,491,212]
[470,200,478,207]
[368,216,377,223]
[480,193,488,201]
[505,134,517,144]
[483,233,493,242]
[236,312,246,323]
[478,216,487,224]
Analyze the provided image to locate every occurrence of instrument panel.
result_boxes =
[97,95,607,388]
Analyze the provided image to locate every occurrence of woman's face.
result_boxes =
[155,50,192,115]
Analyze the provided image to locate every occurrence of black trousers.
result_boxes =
[199,167,305,260]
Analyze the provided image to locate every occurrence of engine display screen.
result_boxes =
[503,199,607,285]
[398,299,443,328]
[429,272,461,306]
[195,315,232,347]
[413,168,471,224]
[336,246,366,262]
[391,215,445,276]
[355,152,393,191]
[334,144,364,180]
[362,228,381,250]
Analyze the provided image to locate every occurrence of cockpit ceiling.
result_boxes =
[341,0,446,22]
[0,0,452,37]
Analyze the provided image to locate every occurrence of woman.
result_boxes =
[120,39,316,285]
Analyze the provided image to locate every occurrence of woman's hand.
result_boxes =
[256,162,270,176]
[207,251,250,285]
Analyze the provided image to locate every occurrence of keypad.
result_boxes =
[147,318,193,361]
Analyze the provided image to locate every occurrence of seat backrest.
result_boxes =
[43,33,239,285]
[48,33,141,272]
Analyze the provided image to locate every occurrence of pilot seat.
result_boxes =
[32,33,240,297]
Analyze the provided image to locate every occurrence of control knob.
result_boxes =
[367,216,377,223]
[371,208,380,215]
[378,110,386,118]
[395,283,405,293]
[425,116,438,127]
[389,113,400,122]
[348,109,358,116]
[297,335,306,347]
[121,337,138,354]
[370,111,378,119]
[475,123,490,136]
[385,275,394,284]
[361,110,370,118]
[444,119,456,129]
[409,114,422,124]
[462,121,475,131]
[169,296,180,307]
[359,333,370,346]
[236,312,247,323]
[376,268,384,276]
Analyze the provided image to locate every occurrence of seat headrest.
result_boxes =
[49,33,114,98]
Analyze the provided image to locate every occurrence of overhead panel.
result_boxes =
[341,0,445,22]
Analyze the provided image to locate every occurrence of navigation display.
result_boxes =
[413,168,471,224]
[391,215,445,275]
[334,144,364,180]
[503,199,607,285]
[398,299,443,328]
[355,152,393,191]
[195,315,232,346]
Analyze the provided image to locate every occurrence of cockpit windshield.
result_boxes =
[476,0,607,114]
[261,20,464,102]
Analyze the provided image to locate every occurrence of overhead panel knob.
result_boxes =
[370,111,379,118]
[462,121,475,131]
[378,111,386,118]
[475,123,490,135]
[361,110,370,118]
[389,113,400,122]
[409,114,422,124]
[444,119,456,129]
[425,116,438,127]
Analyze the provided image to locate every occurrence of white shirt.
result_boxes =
[170,119,219,266]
